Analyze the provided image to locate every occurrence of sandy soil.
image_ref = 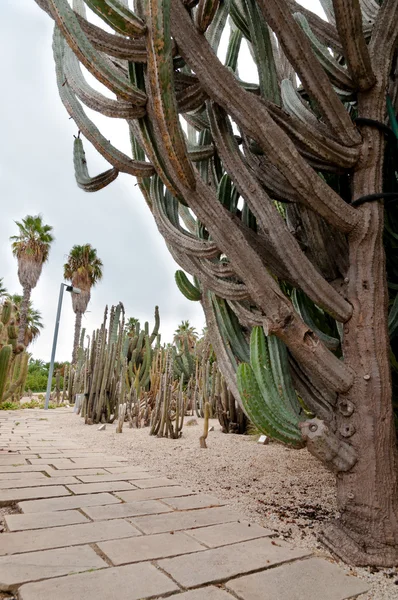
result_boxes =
[53,411,398,599]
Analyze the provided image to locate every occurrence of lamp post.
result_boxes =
[44,283,81,410]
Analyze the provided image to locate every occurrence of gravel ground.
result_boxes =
[52,411,398,599]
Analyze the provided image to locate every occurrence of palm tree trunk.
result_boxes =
[72,311,82,365]
[17,286,31,346]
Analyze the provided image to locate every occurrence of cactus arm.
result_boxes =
[170,1,360,234]
[149,306,160,344]
[293,13,354,91]
[49,0,146,103]
[150,176,219,258]
[254,0,360,146]
[230,0,252,41]
[0,346,12,403]
[84,0,146,36]
[75,14,147,61]
[128,64,185,201]
[225,27,242,72]
[53,29,154,177]
[145,0,196,191]
[196,0,220,34]
[204,0,229,52]
[2,352,28,402]
[175,270,202,301]
[64,46,146,119]
[331,0,376,91]
[208,103,353,323]
[237,362,304,447]
[249,327,301,430]
[214,297,250,363]
[242,0,280,103]
[169,243,249,300]
[73,137,119,192]
[267,335,301,417]
[292,289,340,351]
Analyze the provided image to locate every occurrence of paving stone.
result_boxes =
[0,472,47,481]
[18,491,122,513]
[0,544,106,591]
[69,455,129,461]
[0,518,140,554]
[37,453,65,459]
[0,461,48,473]
[0,458,28,466]
[184,521,274,548]
[55,452,106,457]
[131,477,181,489]
[66,481,136,494]
[77,472,154,483]
[0,485,70,505]
[53,460,127,470]
[0,476,78,489]
[167,588,235,600]
[82,499,173,521]
[116,485,194,503]
[131,506,241,535]
[44,468,109,477]
[158,537,311,588]
[5,509,90,531]
[99,531,204,565]
[162,494,224,511]
[104,466,149,473]
[18,561,178,600]
[29,458,74,466]
[226,557,369,600]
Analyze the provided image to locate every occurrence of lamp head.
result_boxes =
[65,285,81,294]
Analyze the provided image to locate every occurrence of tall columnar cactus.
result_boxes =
[77,303,160,425]
[150,350,185,438]
[34,0,398,565]
[0,300,28,404]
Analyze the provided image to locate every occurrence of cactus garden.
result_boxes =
[2,0,398,593]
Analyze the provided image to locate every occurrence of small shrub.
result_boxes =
[0,402,20,410]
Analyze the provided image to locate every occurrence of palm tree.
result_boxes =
[9,294,44,347]
[125,317,139,335]
[0,279,7,299]
[173,320,198,350]
[63,244,103,363]
[10,215,54,346]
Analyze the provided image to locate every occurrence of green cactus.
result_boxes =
[0,346,12,402]
[237,327,304,448]
[175,270,202,301]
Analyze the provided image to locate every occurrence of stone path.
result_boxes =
[0,410,369,599]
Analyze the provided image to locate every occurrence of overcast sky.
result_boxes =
[1,0,321,363]
[1,0,208,362]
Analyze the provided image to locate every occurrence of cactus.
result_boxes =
[175,270,201,302]
[0,299,29,404]
[150,351,185,439]
[199,401,210,448]
[0,346,12,402]
[73,303,160,426]
[237,327,304,448]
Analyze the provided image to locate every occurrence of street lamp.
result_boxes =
[44,283,81,410]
